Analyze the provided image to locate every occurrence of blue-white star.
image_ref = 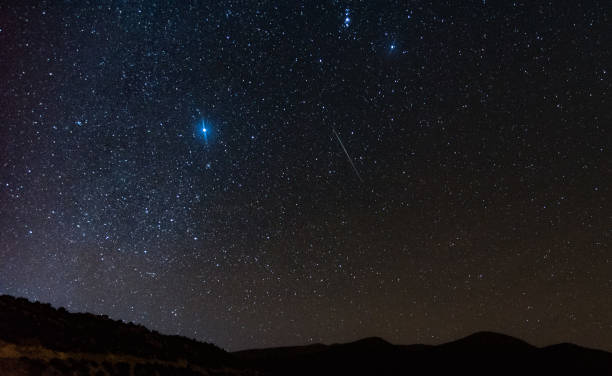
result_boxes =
[343,8,351,27]
[199,120,210,144]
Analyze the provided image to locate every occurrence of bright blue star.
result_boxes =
[197,119,210,145]
[343,8,351,27]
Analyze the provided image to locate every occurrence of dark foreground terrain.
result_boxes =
[0,295,610,375]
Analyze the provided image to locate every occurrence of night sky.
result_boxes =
[0,1,610,352]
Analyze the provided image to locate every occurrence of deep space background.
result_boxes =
[0,1,610,351]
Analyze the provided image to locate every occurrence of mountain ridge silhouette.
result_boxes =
[1,294,610,375]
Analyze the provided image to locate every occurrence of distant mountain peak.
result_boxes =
[443,331,535,349]
[346,336,392,346]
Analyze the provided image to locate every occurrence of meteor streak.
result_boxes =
[332,128,363,183]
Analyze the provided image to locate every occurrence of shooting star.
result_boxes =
[332,128,364,183]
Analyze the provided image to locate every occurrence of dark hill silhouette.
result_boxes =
[440,330,534,349]
[0,294,242,375]
[235,331,612,375]
[1,294,611,375]
[235,332,612,375]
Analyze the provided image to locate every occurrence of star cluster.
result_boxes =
[0,1,610,351]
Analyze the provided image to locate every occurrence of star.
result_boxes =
[343,8,351,28]
[199,120,210,144]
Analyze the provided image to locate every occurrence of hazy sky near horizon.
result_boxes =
[0,1,610,351]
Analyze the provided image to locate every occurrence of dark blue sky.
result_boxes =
[0,1,610,351]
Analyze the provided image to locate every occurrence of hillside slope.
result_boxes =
[0,295,249,375]
[1,295,611,375]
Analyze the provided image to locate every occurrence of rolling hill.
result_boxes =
[1,294,610,375]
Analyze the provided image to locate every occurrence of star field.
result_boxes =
[0,1,610,351]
